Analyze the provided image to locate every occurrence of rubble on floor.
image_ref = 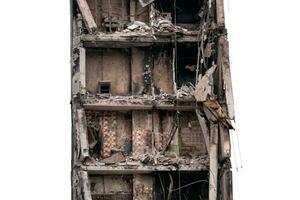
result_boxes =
[152,15,188,33]
[124,21,151,33]
[177,84,195,99]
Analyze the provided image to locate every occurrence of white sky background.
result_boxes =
[0,0,300,199]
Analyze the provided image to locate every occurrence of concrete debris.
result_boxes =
[152,15,188,33]
[82,93,154,105]
[177,84,195,98]
[139,154,152,164]
[99,152,126,164]
[157,155,208,166]
[124,21,151,33]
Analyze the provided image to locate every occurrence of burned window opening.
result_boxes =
[154,0,203,28]
[154,172,209,200]
[176,45,198,88]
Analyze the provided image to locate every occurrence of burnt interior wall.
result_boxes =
[153,46,174,95]
[90,174,133,200]
[86,49,131,95]
[131,47,146,95]
[86,111,132,159]
[156,111,207,157]
[85,0,149,32]
[135,1,150,22]
[179,112,207,157]
[132,111,153,158]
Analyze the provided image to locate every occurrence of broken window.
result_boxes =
[154,172,209,200]
[154,0,203,30]
[176,45,198,88]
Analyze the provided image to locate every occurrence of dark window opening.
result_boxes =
[155,0,203,25]
[98,81,111,94]
[154,172,209,200]
[177,45,198,87]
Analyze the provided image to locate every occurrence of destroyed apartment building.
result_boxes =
[71,0,235,199]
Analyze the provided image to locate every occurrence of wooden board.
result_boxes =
[77,0,97,33]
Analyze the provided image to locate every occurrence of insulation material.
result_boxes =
[100,112,117,158]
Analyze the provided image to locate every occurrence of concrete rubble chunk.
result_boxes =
[125,21,151,32]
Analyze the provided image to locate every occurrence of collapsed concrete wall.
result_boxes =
[71,0,235,200]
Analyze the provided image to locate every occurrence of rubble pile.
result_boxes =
[151,11,188,33]
[177,84,195,99]
[82,93,154,105]
[123,21,151,33]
